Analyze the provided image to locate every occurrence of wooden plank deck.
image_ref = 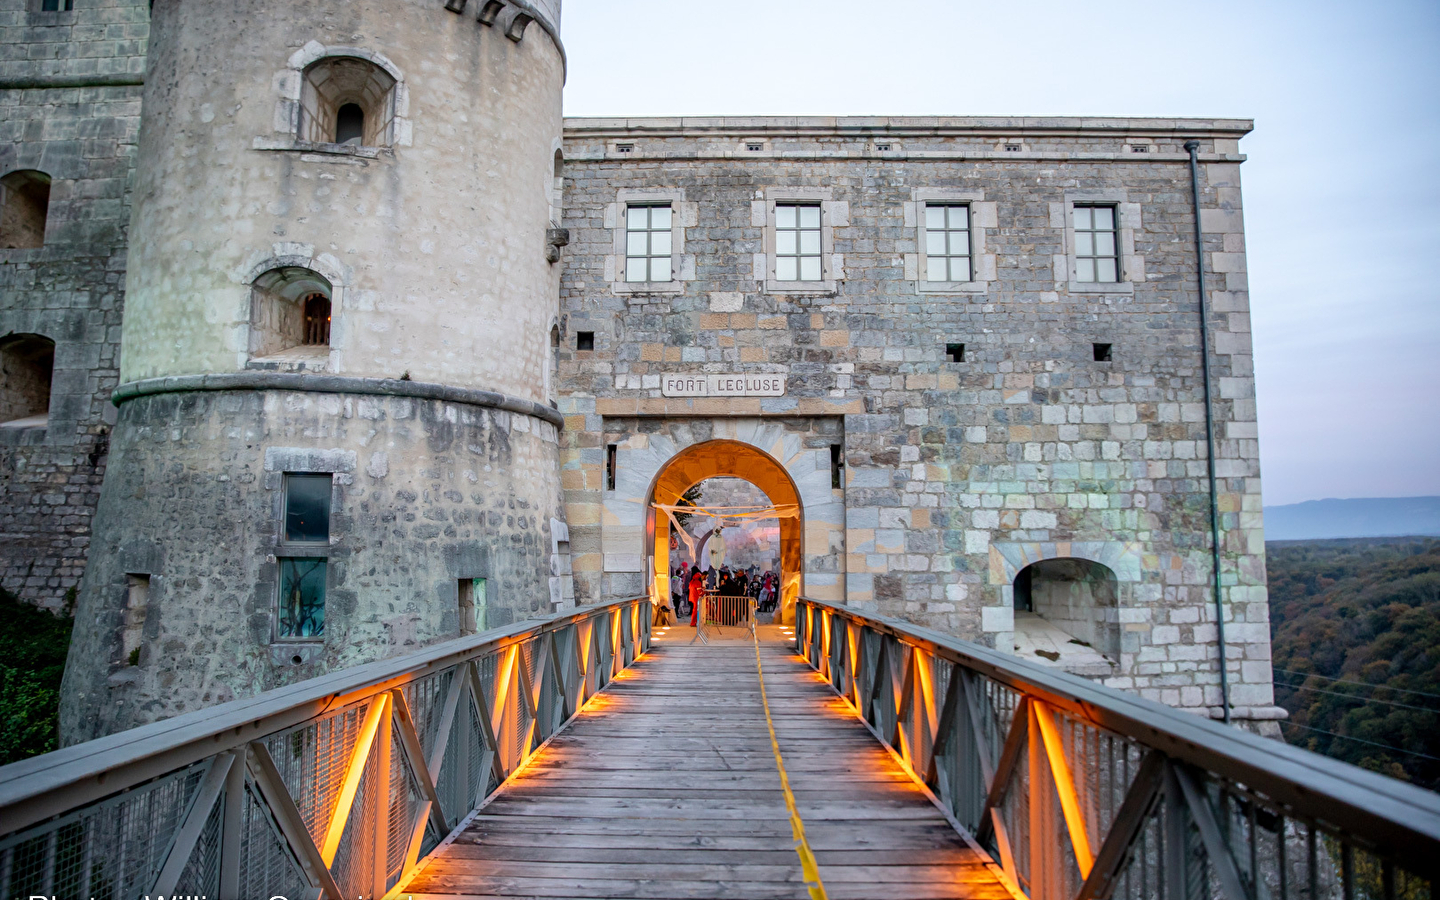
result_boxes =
[401,625,1015,900]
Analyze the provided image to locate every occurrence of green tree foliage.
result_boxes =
[1267,537,1440,790]
[0,587,72,764]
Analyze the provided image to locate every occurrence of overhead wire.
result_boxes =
[1273,679,1440,715]
[1282,722,1440,763]
[1271,668,1440,702]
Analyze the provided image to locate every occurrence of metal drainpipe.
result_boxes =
[1185,139,1231,724]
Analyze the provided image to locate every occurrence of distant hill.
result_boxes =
[1267,537,1440,790]
[1264,497,1440,541]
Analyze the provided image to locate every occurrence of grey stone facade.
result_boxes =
[555,118,1280,723]
[0,0,146,609]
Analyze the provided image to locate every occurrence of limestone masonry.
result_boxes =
[0,0,1282,741]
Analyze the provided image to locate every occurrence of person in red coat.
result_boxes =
[688,568,703,626]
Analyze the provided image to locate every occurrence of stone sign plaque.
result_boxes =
[661,374,786,398]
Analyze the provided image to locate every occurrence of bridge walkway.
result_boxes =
[401,625,1014,900]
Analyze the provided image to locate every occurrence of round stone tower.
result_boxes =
[61,0,567,742]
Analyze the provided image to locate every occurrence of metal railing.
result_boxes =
[796,597,1440,900]
[692,593,754,644]
[0,596,650,900]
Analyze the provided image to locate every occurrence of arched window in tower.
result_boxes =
[249,267,334,365]
[551,150,564,224]
[299,57,397,148]
[0,334,55,429]
[0,170,52,249]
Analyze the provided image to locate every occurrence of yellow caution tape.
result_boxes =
[752,627,829,900]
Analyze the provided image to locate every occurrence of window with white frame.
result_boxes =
[1073,204,1119,283]
[775,203,822,282]
[625,204,673,282]
[924,204,971,283]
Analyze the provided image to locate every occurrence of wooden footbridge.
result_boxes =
[2,597,1438,900]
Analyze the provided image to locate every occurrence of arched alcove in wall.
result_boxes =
[0,333,55,427]
[645,440,804,623]
[249,266,333,362]
[1013,556,1120,675]
[0,170,51,249]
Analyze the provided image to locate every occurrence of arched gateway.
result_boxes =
[645,440,804,622]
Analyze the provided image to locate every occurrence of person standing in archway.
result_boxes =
[688,566,703,626]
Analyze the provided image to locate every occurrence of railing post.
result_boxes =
[372,696,393,897]
[219,747,244,899]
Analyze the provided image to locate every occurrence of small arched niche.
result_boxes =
[0,170,52,250]
[0,334,55,428]
[299,57,397,147]
[1013,557,1119,675]
[249,267,333,367]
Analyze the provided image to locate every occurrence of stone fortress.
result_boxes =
[0,0,1282,743]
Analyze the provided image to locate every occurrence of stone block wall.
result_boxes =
[0,0,147,610]
[555,118,1278,722]
[60,387,564,742]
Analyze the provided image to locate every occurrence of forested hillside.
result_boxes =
[1267,537,1440,790]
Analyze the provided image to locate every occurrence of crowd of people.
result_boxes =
[669,563,780,624]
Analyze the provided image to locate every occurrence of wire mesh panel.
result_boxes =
[264,701,369,847]
[435,687,486,828]
[0,761,207,900]
[403,666,456,763]
[385,730,425,893]
[174,794,223,900]
[238,780,311,900]
[328,732,378,900]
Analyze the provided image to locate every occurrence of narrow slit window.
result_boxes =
[1093,342,1113,362]
[925,204,971,282]
[624,204,673,283]
[1074,204,1120,283]
[830,444,845,490]
[606,443,617,491]
[459,577,487,636]
[945,343,966,363]
[122,574,150,665]
[302,293,331,346]
[576,331,594,351]
[775,203,822,282]
[277,558,326,639]
[335,103,365,145]
[284,473,332,542]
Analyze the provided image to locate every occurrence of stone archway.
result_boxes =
[599,418,844,624]
[646,440,803,623]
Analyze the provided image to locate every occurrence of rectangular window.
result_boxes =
[1073,204,1119,283]
[924,204,971,282]
[459,577,487,636]
[945,343,966,363]
[576,330,594,351]
[284,473,332,542]
[775,203,822,282]
[830,445,845,490]
[277,558,326,639]
[624,204,673,283]
[606,444,617,491]
[40,0,74,10]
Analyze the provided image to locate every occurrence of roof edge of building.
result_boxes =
[561,115,1254,138]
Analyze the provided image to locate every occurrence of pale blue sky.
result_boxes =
[559,0,1440,506]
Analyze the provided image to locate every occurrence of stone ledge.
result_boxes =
[113,373,564,428]
[593,396,863,417]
